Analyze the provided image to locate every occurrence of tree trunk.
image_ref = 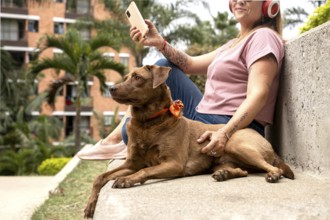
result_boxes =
[74,90,81,152]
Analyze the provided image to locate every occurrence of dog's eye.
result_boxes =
[133,74,142,81]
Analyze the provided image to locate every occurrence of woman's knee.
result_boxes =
[154,58,172,67]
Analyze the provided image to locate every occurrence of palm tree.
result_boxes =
[29,28,125,151]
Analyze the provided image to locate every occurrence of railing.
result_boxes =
[65,4,94,19]
[0,0,27,8]
[64,96,93,111]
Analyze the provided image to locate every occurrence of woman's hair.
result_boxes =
[254,10,283,37]
[265,10,283,36]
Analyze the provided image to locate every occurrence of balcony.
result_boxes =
[0,0,28,14]
[1,30,28,47]
[65,0,93,19]
[64,96,93,112]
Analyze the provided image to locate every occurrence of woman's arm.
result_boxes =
[159,41,217,74]
[199,54,279,156]
[131,20,217,74]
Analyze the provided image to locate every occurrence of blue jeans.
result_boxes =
[122,59,265,144]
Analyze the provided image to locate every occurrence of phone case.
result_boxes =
[126,1,149,37]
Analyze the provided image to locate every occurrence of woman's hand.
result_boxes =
[130,19,164,49]
[197,129,230,157]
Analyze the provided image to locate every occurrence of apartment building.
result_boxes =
[1,0,132,141]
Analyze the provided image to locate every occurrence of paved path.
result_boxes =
[0,176,53,220]
[0,155,81,220]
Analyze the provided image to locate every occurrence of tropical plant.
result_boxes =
[283,6,309,30]
[29,28,125,151]
[0,60,38,150]
[300,0,330,33]
[0,148,35,175]
[283,0,328,30]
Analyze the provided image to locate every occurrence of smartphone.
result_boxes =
[125,1,149,38]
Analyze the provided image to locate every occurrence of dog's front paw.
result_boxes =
[112,177,135,188]
[212,170,229,181]
[84,200,97,219]
[266,171,281,183]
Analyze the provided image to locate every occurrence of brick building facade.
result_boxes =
[1,0,131,141]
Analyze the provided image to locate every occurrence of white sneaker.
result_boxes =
[77,139,127,160]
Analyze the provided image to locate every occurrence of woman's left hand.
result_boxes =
[197,129,229,157]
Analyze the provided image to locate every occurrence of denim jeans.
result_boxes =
[122,59,265,144]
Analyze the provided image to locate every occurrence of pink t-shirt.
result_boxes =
[196,28,284,124]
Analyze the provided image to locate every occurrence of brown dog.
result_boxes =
[84,65,294,218]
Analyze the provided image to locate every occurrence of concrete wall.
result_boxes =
[267,21,330,177]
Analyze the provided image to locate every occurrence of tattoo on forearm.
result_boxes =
[229,112,248,136]
[162,43,189,71]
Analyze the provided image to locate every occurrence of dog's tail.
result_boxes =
[274,155,295,180]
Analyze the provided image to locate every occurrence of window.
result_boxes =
[80,116,91,135]
[104,116,113,126]
[103,83,114,97]
[103,53,115,61]
[54,22,64,34]
[28,20,38,32]
[77,0,90,14]
[80,29,90,41]
[103,89,111,97]
[1,19,19,40]
[119,54,129,67]
[28,52,37,62]
[33,80,39,96]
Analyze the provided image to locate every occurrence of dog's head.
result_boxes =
[110,65,171,106]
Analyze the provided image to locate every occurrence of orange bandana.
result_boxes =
[169,100,184,118]
[148,100,184,119]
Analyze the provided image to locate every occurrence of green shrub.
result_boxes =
[300,0,330,33]
[37,157,71,175]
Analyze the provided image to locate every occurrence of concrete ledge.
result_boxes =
[94,160,330,219]
[268,21,330,176]
[94,23,330,219]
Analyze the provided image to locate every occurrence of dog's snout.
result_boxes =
[109,85,117,93]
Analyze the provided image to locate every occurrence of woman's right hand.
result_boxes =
[130,19,164,50]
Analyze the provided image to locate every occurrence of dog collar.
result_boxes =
[148,100,184,119]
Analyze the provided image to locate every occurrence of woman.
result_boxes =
[78,0,284,160]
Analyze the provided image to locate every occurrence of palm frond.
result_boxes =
[90,58,126,76]
[46,74,75,108]
[93,71,107,93]
[29,56,75,77]
[25,92,48,114]
[89,33,122,52]
[0,50,15,97]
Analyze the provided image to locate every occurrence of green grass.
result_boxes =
[32,160,109,220]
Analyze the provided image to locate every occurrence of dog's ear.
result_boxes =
[146,65,171,88]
